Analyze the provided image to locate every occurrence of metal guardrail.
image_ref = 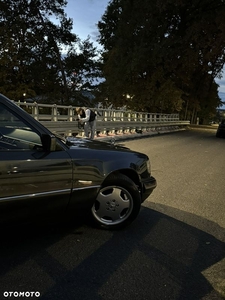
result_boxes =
[40,120,190,137]
[16,101,190,137]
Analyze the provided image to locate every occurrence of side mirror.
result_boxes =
[41,134,56,152]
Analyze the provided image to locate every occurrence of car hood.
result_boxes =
[65,137,149,174]
[66,137,131,152]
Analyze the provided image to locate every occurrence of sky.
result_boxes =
[215,69,225,107]
[64,0,109,47]
[64,0,225,107]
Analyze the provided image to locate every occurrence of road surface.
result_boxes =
[1,128,224,300]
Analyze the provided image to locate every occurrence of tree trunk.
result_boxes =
[36,9,69,104]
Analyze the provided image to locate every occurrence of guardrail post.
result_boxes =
[113,111,116,121]
[104,110,108,121]
[144,113,148,123]
[121,111,124,121]
[52,104,58,121]
[68,106,73,121]
[158,114,162,122]
[32,102,39,120]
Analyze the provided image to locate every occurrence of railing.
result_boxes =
[16,101,190,137]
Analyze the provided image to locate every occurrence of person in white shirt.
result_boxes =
[76,107,96,140]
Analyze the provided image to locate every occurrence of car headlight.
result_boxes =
[146,159,151,174]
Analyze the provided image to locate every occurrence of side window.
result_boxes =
[0,103,42,150]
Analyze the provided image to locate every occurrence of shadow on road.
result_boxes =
[0,206,224,300]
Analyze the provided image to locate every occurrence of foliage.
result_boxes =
[98,0,225,122]
[64,38,102,104]
[0,0,100,104]
[1,0,225,121]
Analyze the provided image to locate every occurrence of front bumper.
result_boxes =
[141,176,157,202]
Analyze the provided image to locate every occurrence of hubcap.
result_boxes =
[92,186,133,226]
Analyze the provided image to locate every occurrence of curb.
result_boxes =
[76,127,186,143]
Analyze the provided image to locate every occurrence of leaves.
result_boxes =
[98,0,225,121]
[0,0,100,105]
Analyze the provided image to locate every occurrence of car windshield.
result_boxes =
[0,103,42,149]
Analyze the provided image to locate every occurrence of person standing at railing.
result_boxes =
[76,107,96,140]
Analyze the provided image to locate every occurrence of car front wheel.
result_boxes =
[91,173,141,230]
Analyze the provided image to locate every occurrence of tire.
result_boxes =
[91,173,141,230]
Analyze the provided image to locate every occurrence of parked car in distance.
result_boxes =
[0,93,156,230]
[209,121,218,126]
[216,119,225,138]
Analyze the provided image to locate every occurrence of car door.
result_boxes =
[0,103,73,223]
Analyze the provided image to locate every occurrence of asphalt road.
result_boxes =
[1,128,225,300]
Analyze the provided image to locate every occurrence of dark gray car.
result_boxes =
[216,119,225,138]
[0,93,156,230]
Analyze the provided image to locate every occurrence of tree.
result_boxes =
[63,37,102,105]
[0,0,76,102]
[98,0,225,120]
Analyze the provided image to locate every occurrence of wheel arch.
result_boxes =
[103,169,142,193]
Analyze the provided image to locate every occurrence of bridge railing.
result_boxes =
[15,101,190,137]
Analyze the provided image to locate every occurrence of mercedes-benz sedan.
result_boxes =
[0,93,156,230]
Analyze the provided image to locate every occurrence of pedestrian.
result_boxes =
[76,107,97,139]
